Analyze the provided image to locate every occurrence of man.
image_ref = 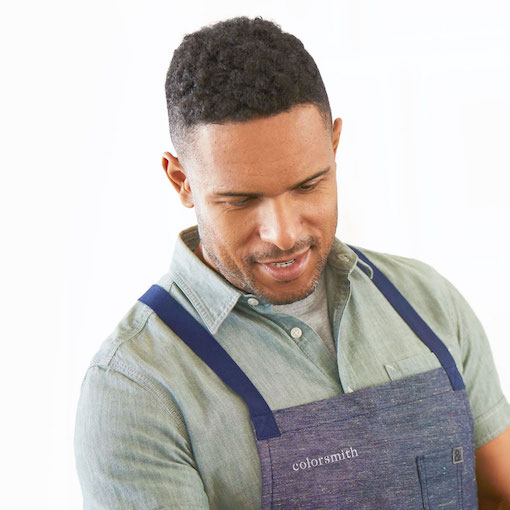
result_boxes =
[74,16,510,509]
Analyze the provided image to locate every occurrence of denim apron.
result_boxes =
[139,246,479,509]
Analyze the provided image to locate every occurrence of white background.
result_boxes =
[1,0,509,507]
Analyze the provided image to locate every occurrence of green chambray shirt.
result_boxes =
[74,225,510,510]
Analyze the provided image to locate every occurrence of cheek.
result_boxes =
[209,210,254,251]
[321,188,338,216]
[224,220,253,250]
[303,192,337,222]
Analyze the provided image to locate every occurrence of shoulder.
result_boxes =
[85,270,190,386]
[88,300,153,369]
[348,244,455,315]
[349,244,443,281]
[77,271,197,431]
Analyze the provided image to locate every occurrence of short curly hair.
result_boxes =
[165,16,333,167]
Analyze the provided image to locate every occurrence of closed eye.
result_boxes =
[297,181,319,192]
[226,180,321,207]
[229,197,254,207]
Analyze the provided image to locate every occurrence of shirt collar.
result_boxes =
[168,226,243,334]
[326,236,374,280]
[168,225,373,334]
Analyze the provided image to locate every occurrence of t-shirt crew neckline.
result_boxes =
[271,270,327,315]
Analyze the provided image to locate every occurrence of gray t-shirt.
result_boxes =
[271,272,336,355]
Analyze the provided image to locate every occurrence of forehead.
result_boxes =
[188,105,332,192]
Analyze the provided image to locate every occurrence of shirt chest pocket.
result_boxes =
[384,351,443,381]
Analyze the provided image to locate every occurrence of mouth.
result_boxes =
[257,248,311,282]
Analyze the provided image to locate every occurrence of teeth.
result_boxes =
[270,259,295,268]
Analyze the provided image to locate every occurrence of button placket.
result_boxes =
[257,311,340,383]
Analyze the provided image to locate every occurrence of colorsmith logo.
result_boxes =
[292,447,359,471]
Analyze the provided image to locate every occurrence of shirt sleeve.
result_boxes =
[439,273,510,449]
[74,365,210,509]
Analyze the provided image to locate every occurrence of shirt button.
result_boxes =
[339,254,350,262]
[290,327,303,339]
[247,298,259,306]
[347,386,354,393]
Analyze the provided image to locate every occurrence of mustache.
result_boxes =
[246,236,318,264]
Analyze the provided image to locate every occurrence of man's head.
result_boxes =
[162,16,342,304]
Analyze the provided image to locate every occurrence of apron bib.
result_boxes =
[139,247,478,509]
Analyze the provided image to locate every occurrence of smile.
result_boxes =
[270,259,295,268]
[257,249,311,282]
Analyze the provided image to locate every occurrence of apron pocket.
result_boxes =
[416,448,463,510]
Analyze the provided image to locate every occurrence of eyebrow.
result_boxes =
[212,166,331,197]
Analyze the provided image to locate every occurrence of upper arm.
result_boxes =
[437,274,510,502]
[475,425,510,503]
[74,365,210,510]
[438,273,510,449]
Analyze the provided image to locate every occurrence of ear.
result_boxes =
[332,117,343,155]
[161,151,194,208]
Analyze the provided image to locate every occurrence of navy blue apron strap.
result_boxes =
[138,284,281,440]
[348,245,465,391]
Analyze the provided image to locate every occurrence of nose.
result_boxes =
[258,196,302,251]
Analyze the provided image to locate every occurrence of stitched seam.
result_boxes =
[416,456,428,510]
[173,274,213,322]
[213,293,240,331]
[460,391,475,439]
[476,417,510,448]
[422,456,431,510]
[473,395,508,425]
[108,358,188,435]
[355,258,374,279]
[440,271,464,364]
[457,461,463,510]
[92,304,153,367]
[267,440,275,510]
[168,274,239,334]
[172,273,216,330]
[275,385,453,435]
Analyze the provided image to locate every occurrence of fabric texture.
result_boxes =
[271,271,336,354]
[74,225,510,509]
[137,249,478,509]
[254,368,477,509]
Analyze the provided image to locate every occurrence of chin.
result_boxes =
[260,277,321,305]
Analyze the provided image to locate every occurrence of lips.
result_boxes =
[258,248,309,265]
[257,248,311,282]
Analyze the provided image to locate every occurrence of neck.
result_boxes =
[194,241,217,273]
